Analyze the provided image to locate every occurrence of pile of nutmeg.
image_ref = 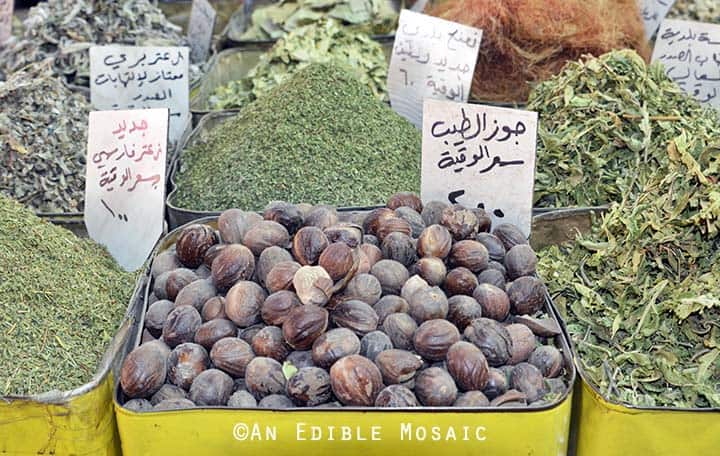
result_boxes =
[120,193,568,411]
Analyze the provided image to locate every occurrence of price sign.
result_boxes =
[90,46,190,147]
[188,0,217,64]
[387,10,482,128]
[421,99,538,236]
[0,0,13,44]
[84,109,169,272]
[652,19,720,108]
[639,0,676,40]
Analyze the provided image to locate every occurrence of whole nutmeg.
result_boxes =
[371,259,410,295]
[203,244,227,269]
[454,391,490,407]
[210,337,254,377]
[125,398,153,412]
[120,342,168,398]
[287,350,315,369]
[175,279,216,311]
[162,306,202,348]
[358,244,383,272]
[413,319,461,361]
[167,342,209,390]
[243,221,290,256]
[305,206,339,230]
[252,326,291,361]
[415,367,457,406]
[449,240,489,273]
[477,269,506,290]
[381,232,416,267]
[238,324,265,345]
[211,244,256,291]
[189,369,234,406]
[473,284,510,321]
[344,273,382,306]
[196,264,211,280]
[444,267,479,297]
[529,346,563,378]
[446,341,489,391]
[330,355,383,406]
[151,250,182,278]
[401,275,430,302]
[476,233,506,262]
[375,385,419,407]
[513,315,561,337]
[282,305,329,350]
[510,363,546,403]
[245,357,286,398]
[417,225,452,259]
[376,216,412,242]
[408,286,449,323]
[228,390,258,408]
[483,367,508,400]
[421,201,449,226]
[506,323,536,364]
[375,349,423,384]
[264,202,304,234]
[363,208,394,236]
[318,242,354,281]
[261,290,302,325]
[440,206,479,241]
[176,224,218,268]
[257,246,293,286]
[286,367,332,406]
[154,398,195,411]
[413,257,447,286]
[218,209,262,244]
[373,295,409,324]
[145,299,174,337]
[201,296,226,321]
[194,319,237,350]
[157,269,198,301]
[312,328,361,368]
[487,261,507,276]
[265,261,301,293]
[324,224,363,248]
[293,266,333,306]
[259,394,294,409]
[492,224,528,251]
[363,235,379,246]
[387,192,423,212]
[225,281,267,327]
[394,206,425,238]
[292,227,329,265]
[464,318,513,367]
[360,331,394,361]
[490,389,528,407]
[504,244,538,279]
[382,312,417,350]
[447,295,483,330]
[507,276,546,315]
[332,300,379,336]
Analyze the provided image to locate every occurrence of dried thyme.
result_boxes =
[0,194,135,396]
[172,63,420,211]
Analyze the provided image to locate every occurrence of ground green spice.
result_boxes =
[0,195,135,396]
[172,63,421,211]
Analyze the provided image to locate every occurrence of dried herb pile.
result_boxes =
[210,20,388,110]
[528,50,720,208]
[0,66,89,213]
[669,0,720,23]
[0,194,135,396]
[172,63,420,211]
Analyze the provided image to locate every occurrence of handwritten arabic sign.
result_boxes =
[90,46,189,147]
[652,19,720,108]
[85,109,169,272]
[639,0,676,40]
[188,0,216,64]
[421,99,538,236]
[388,10,482,128]
[0,0,12,44]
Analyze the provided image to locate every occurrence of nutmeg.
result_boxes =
[400,275,430,302]
[463,318,513,367]
[473,284,510,321]
[159,268,199,301]
[175,224,218,268]
[210,337,254,378]
[483,367,508,400]
[264,202,304,234]
[252,326,291,361]
[292,227,329,265]
[454,391,490,407]
[203,244,227,269]
[510,363,546,403]
[228,390,258,408]
[256,246,293,286]
[162,306,202,348]
[373,295,409,324]
[258,394,294,409]
[344,273,382,306]
[305,206,339,230]
[529,346,563,378]
[174,279,216,311]
[413,257,447,286]
[492,224,528,251]
[449,240,489,273]
[394,206,426,238]
[387,192,423,212]
[201,296,227,321]
[504,244,538,279]
[324,223,363,248]
[211,244,256,291]
[446,341,489,391]
[261,290,302,325]
[318,242,354,281]
[476,233,506,262]
[371,259,409,295]
[382,312,417,350]
[413,319,461,361]
[293,266,333,306]
[408,286,448,323]
[194,319,237,350]
[375,349,422,384]
[190,369,233,406]
[243,221,290,256]
[440,206,479,241]
[415,367,457,406]
[507,276,546,315]
[286,350,315,369]
[332,300,379,336]
[282,305,329,350]
[265,261,301,293]
[447,295,483,330]
[417,225,452,259]
[286,367,332,406]
[358,244,383,270]
[359,331,394,361]
[245,357,287,398]
[420,201,449,226]
[145,299,174,337]
[218,209,262,244]
[225,281,267,327]
[375,385,419,407]
[120,342,168,398]
[151,250,182,278]
[330,355,383,406]
[506,323,536,364]
[381,232,416,267]
[376,216,412,242]
[167,342,209,390]
[362,208,394,236]
[477,269,506,290]
[444,267,479,297]
[154,398,195,411]
[311,328,361,368]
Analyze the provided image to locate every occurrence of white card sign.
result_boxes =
[0,0,13,44]
[639,0,676,40]
[388,10,482,129]
[188,0,217,64]
[90,46,189,147]
[84,108,169,272]
[421,99,538,236]
[652,19,720,107]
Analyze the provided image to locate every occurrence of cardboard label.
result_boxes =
[188,0,217,64]
[421,99,538,236]
[0,0,13,44]
[89,46,190,147]
[652,19,720,107]
[84,109,169,271]
[387,10,482,128]
[639,0,676,40]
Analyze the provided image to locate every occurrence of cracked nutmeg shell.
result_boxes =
[176,224,218,269]
[330,355,383,406]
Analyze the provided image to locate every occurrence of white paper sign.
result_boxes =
[84,109,169,271]
[0,0,13,44]
[639,0,676,40]
[188,0,217,64]
[90,46,189,147]
[421,99,538,236]
[388,10,482,129]
[652,19,720,108]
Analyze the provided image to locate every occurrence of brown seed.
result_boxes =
[286,367,332,406]
[174,279,216,311]
[211,244,256,291]
[282,305,329,350]
[375,349,423,384]
[305,206,339,230]
[387,192,423,212]
[446,341,489,391]
[344,273,382,306]
[311,328,361,368]
[449,240,489,273]
[507,276,546,315]
[413,257,447,286]
[371,259,410,295]
[454,391,490,407]
[256,246,293,287]
[464,318,513,367]
[483,367,508,400]
[528,346,563,378]
[330,355,383,406]
[359,331,394,361]
[227,390,258,408]
[415,367,457,406]
[151,250,182,278]
[376,216,412,242]
[492,224,528,251]
[210,337,254,378]
[421,201,449,226]
[505,244,538,279]
[218,209,262,244]
[245,357,287,398]
[477,269,506,290]
[190,369,234,406]
[286,350,315,369]
[400,275,430,302]
[162,306,202,348]
[318,242,354,281]
[159,268,199,301]
[225,281,267,327]
[264,202,304,234]
[381,232,416,267]
[408,286,449,323]
[373,295,409,324]
[194,319,237,350]
[203,244,227,269]
[332,300,379,336]
[201,296,227,321]
[506,323,537,365]
[510,363,546,403]
[261,290,302,325]
[292,227,330,265]
[293,266,333,306]
[150,384,188,406]
[145,299,174,337]
[444,267,479,297]
[324,223,363,248]
[417,225,452,259]
[252,326,291,361]
[175,224,218,268]
[153,398,195,411]
[476,233,506,262]
[394,206,425,238]
[375,385,419,407]
[513,315,561,337]
[440,206,479,241]
[447,295,483,330]
[413,319,461,361]
[382,312,417,350]
[265,261,301,294]
[238,324,265,345]
[167,342,209,390]
[120,342,168,399]
[362,208,395,236]
[473,283,511,322]
[243,221,290,256]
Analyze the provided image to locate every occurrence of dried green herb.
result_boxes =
[527,50,720,208]
[172,63,420,211]
[668,0,720,23]
[210,19,388,110]
[0,194,135,396]
[0,65,89,213]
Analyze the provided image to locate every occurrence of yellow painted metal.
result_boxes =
[575,378,720,456]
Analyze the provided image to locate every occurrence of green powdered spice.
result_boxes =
[172,63,420,211]
[527,50,720,208]
[0,195,135,396]
[210,19,388,110]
